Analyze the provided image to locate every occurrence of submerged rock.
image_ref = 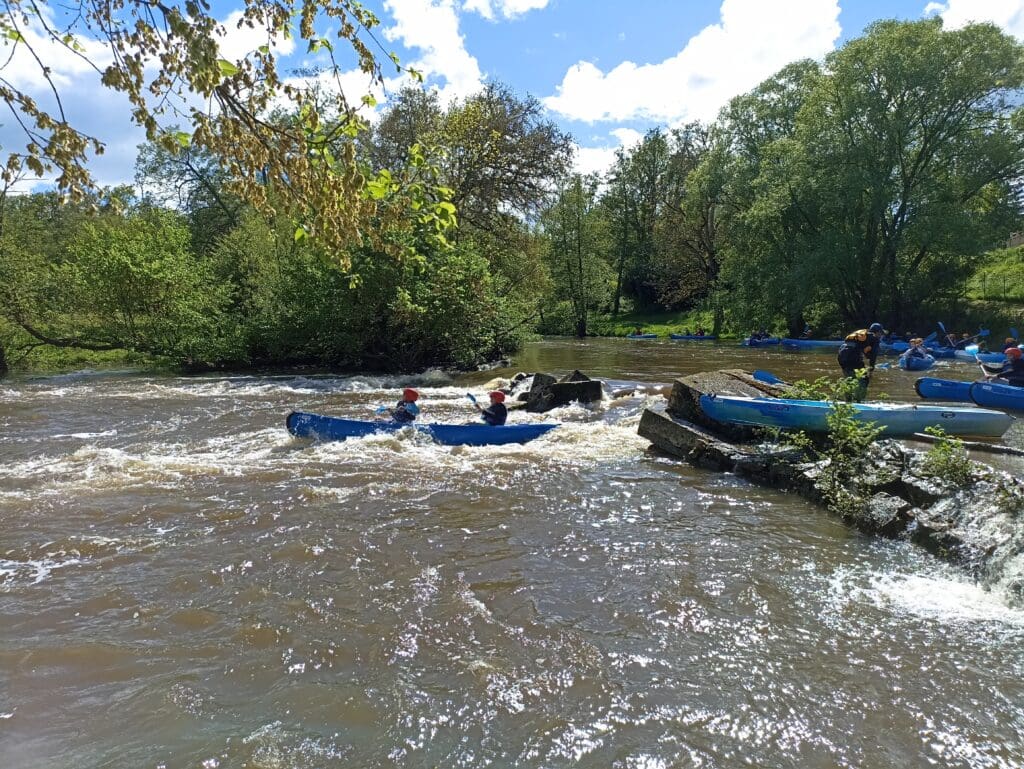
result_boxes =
[639,371,1024,604]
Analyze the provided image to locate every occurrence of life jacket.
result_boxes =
[392,400,419,423]
[837,342,863,368]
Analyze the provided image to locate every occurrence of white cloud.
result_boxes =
[924,0,1024,38]
[543,0,841,124]
[215,10,295,63]
[463,0,550,21]
[573,127,644,175]
[383,0,484,103]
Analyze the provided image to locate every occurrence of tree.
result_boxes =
[719,20,1024,332]
[0,0,452,268]
[543,175,611,337]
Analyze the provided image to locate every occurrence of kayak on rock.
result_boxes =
[286,411,560,446]
[699,394,1013,438]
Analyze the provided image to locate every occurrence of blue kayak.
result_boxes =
[781,338,844,351]
[954,349,1005,364]
[924,345,956,359]
[742,337,781,347]
[670,334,717,341]
[286,411,559,446]
[914,377,972,402]
[970,381,1024,411]
[627,333,658,339]
[699,394,1013,438]
[898,353,935,371]
[880,341,910,355]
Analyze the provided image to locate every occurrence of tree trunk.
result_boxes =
[712,303,724,337]
[0,344,7,379]
[575,316,587,338]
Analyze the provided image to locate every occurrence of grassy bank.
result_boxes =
[588,310,729,338]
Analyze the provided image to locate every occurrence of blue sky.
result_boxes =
[3,0,1023,187]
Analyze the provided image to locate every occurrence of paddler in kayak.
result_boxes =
[981,347,1024,387]
[902,337,930,360]
[386,387,421,423]
[472,390,508,426]
[837,322,885,399]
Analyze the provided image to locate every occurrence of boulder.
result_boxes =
[524,370,603,413]
[667,369,787,441]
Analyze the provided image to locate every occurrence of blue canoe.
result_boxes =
[970,381,1024,411]
[781,338,844,351]
[954,349,1005,364]
[914,377,972,402]
[286,411,559,446]
[670,334,717,341]
[898,353,935,371]
[699,394,1013,438]
[742,337,781,347]
[627,333,658,339]
[924,345,957,359]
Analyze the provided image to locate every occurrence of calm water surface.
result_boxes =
[2,338,1023,768]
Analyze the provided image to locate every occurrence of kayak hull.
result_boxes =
[670,334,717,341]
[627,333,658,339]
[914,377,973,402]
[954,349,1005,364]
[970,381,1024,411]
[781,338,843,351]
[742,337,781,347]
[286,411,559,446]
[699,394,1012,438]
[899,354,935,371]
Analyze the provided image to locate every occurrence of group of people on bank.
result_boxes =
[382,387,508,426]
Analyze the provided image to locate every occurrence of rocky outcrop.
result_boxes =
[512,370,605,413]
[639,372,1024,603]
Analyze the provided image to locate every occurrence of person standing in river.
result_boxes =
[837,322,884,399]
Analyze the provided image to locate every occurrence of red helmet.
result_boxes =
[488,390,506,403]
[1006,347,1022,360]
[403,387,420,401]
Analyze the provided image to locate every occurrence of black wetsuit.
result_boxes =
[837,330,882,378]
[984,358,1024,387]
[481,403,507,426]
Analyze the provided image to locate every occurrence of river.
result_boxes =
[2,338,1023,768]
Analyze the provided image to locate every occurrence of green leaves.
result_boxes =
[216,59,240,78]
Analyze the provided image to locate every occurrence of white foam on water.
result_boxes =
[826,560,1024,631]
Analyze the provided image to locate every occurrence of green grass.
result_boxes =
[587,309,731,338]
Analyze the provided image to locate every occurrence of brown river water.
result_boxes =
[2,338,1024,768]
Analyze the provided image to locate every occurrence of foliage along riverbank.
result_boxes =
[1,18,1022,376]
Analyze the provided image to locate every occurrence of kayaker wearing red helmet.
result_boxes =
[473,390,508,426]
[388,387,421,423]
[982,347,1024,387]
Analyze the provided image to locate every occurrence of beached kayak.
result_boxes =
[286,411,559,446]
[670,334,717,341]
[898,353,935,371]
[698,394,1013,438]
[970,381,1024,411]
[914,377,973,402]
[742,337,781,347]
[626,333,658,339]
[781,338,844,351]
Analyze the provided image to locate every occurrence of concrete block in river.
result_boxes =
[667,369,786,441]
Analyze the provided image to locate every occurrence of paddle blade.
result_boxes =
[938,321,947,334]
[923,331,937,344]
[753,369,785,385]
[465,392,477,404]
[965,344,980,354]
[978,328,990,337]
[1013,327,1020,340]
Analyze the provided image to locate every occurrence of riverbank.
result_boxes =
[587,309,737,338]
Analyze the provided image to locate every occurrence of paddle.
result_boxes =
[1012,327,1019,341]
[465,392,478,404]
[923,331,937,345]
[938,321,955,348]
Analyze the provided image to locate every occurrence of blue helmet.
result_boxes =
[869,322,884,333]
